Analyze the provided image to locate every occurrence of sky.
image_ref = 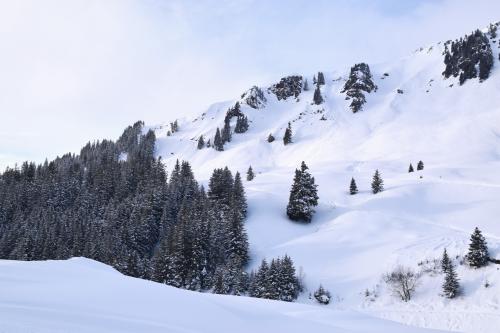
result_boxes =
[0,0,499,169]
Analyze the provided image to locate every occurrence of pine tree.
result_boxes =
[197,135,205,150]
[222,120,232,144]
[442,260,460,299]
[214,128,224,151]
[286,162,319,223]
[441,248,451,273]
[408,164,414,173]
[283,122,292,145]
[371,170,384,194]
[417,160,424,171]
[235,115,249,133]
[313,75,317,85]
[247,166,255,181]
[349,178,358,195]
[467,227,489,268]
[317,72,325,85]
[267,134,275,143]
[279,255,299,301]
[313,85,323,105]
[313,284,331,304]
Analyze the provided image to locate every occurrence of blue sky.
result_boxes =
[0,0,499,169]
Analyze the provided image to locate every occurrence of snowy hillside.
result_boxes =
[0,258,443,333]
[148,24,500,332]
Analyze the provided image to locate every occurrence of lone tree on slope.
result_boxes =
[283,122,292,145]
[246,166,255,181]
[197,135,205,150]
[286,161,319,223]
[442,257,460,299]
[408,164,414,173]
[417,160,424,171]
[349,178,358,195]
[313,85,324,105]
[371,170,384,194]
[214,128,224,151]
[467,227,489,268]
[267,133,275,143]
[441,248,451,273]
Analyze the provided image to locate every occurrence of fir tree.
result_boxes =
[349,178,358,195]
[286,162,319,223]
[313,284,331,304]
[267,134,275,143]
[442,260,460,299]
[408,163,414,173]
[197,135,205,150]
[441,248,451,273]
[283,122,292,145]
[417,160,424,171]
[235,115,249,133]
[222,120,232,144]
[317,72,325,85]
[313,86,323,105]
[467,227,489,268]
[371,170,384,194]
[214,128,224,151]
[247,166,255,181]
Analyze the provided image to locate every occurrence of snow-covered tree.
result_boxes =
[442,260,460,299]
[246,166,255,181]
[303,79,309,91]
[313,86,323,105]
[417,160,424,171]
[467,227,489,268]
[286,162,319,223]
[267,133,275,143]
[214,128,224,151]
[197,135,205,150]
[349,178,358,195]
[441,248,451,273]
[317,72,325,85]
[408,163,414,173]
[283,122,292,145]
[313,284,331,304]
[371,170,384,194]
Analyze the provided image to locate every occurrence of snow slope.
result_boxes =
[148,27,500,332]
[0,258,443,333]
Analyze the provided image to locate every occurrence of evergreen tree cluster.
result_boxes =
[443,30,494,85]
[0,121,250,294]
[249,255,301,302]
[234,115,249,133]
[341,63,377,113]
[241,86,267,109]
[313,85,324,105]
[286,162,319,223]
[197,135,205,150]
[268,76,303,101]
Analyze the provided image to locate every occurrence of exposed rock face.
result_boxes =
[241,86,267,109]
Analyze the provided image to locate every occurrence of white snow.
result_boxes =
[3,28,500,332]
[148,34,500,332]
[0,258,442,333]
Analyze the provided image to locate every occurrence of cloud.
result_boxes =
[0,0,499,169]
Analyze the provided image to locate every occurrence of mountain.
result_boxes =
[147,23,500,332]
[2,23,500,333]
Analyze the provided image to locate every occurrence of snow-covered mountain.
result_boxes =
[2,23,500,333]
[145,24,500,332]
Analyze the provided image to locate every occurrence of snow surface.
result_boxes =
[0,258,442,333]
[3,28,500,332]
[148,35,500,332]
